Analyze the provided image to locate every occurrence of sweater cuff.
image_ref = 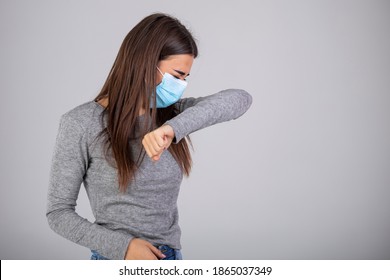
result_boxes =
[164,118,187,144]
[95,229,134,260]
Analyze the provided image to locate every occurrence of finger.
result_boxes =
[144,139,160,160]
[147,141,159,156]
[148,244,166,259]
[142,138,154,158]
[162,135,168,148]
[151,134,166,161]
[143,135,159,156]
[145,250,159,260]
[151,131,165,151]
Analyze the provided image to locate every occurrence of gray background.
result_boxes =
[1,0,389,259]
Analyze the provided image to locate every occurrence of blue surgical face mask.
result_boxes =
[151,67,188,108]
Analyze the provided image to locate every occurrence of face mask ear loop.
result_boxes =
[156,66,164,77]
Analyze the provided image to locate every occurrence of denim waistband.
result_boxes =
[90,244,182,260]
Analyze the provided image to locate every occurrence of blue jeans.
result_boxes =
[90,244,182,260]
[158,245,182,260]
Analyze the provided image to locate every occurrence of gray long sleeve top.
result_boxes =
[46,89,252,260]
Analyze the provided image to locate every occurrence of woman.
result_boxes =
[46,13,252,260]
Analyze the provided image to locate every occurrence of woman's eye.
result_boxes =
[174,75,187,81]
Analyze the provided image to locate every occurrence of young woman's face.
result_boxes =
[156,54,194,84]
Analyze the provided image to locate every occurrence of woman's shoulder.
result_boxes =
[60,100,104,132]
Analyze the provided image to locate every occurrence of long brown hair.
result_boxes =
[94,13,198,192]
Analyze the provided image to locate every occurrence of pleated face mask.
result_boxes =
[152,66,188,108]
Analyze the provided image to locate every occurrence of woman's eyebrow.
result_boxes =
[174,69,190,77]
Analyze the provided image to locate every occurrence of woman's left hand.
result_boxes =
[142,124,175,162]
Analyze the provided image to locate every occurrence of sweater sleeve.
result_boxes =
[164,88,252,143]
[46,114,133,260]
